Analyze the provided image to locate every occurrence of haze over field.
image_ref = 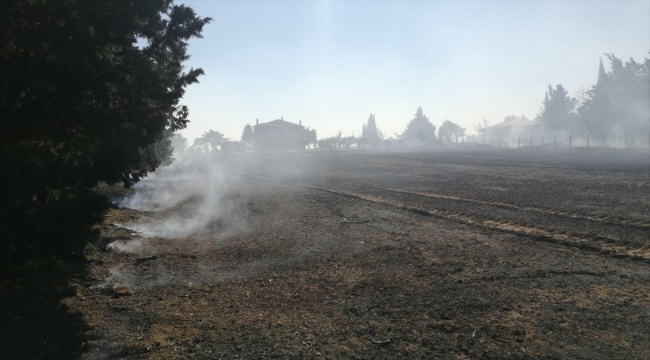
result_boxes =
[179,0,650,141]
[4,1,650,358]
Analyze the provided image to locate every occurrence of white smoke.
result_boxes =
[106,238,145,254]
[118,154,241,239]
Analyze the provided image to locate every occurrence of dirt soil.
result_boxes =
[4,148,650,359]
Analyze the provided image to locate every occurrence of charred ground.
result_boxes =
[5,148,650,359]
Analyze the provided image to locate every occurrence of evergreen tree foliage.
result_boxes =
[241,124,254,144]
[361,114,382,146]
[578,54,650,140]
[403,107,436,144]
[535,84,579,132]
[0,0,211,266]
[367,114,379,139]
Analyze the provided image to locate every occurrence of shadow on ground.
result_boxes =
[0,267,90,360]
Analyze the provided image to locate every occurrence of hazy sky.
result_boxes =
[179,0,650,141]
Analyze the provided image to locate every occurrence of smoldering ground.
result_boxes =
[112,149,329,242]
[100,151,322,290]
[75,148,650,360]
[114,155,246,241]
[95,154,257,305]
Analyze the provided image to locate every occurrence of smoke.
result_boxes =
[117,154,242,239]
[92,267,137,290]
[106,238,145,254]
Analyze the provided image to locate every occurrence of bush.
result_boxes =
[0,187,109,268]
[0,0,210,267]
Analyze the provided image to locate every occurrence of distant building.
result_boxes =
[482,118,540,145]
[253,117,307,152]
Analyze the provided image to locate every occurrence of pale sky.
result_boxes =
[179,0,650,141]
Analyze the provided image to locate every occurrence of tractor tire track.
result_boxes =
[304,184,650,262]
[339,181,650,230]
[240,172,650,262]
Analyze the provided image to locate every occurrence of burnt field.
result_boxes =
[5,148,650,359]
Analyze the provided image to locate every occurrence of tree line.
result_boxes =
[536,54,649,143]
[313,108,467,149]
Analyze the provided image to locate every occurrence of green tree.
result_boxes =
[318,136,338,150]
[0,0,211,266]
[579,54,650,141]
[198,130,226,153]
[191,137,208,154]
[580,59,615,138]
[361,114,384,146]
[301,127,318,149]
[340,136,358,149]
[241,124,254,145]
[535,84,579,132]
[403,107,436,144]
[438,120,466,144]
